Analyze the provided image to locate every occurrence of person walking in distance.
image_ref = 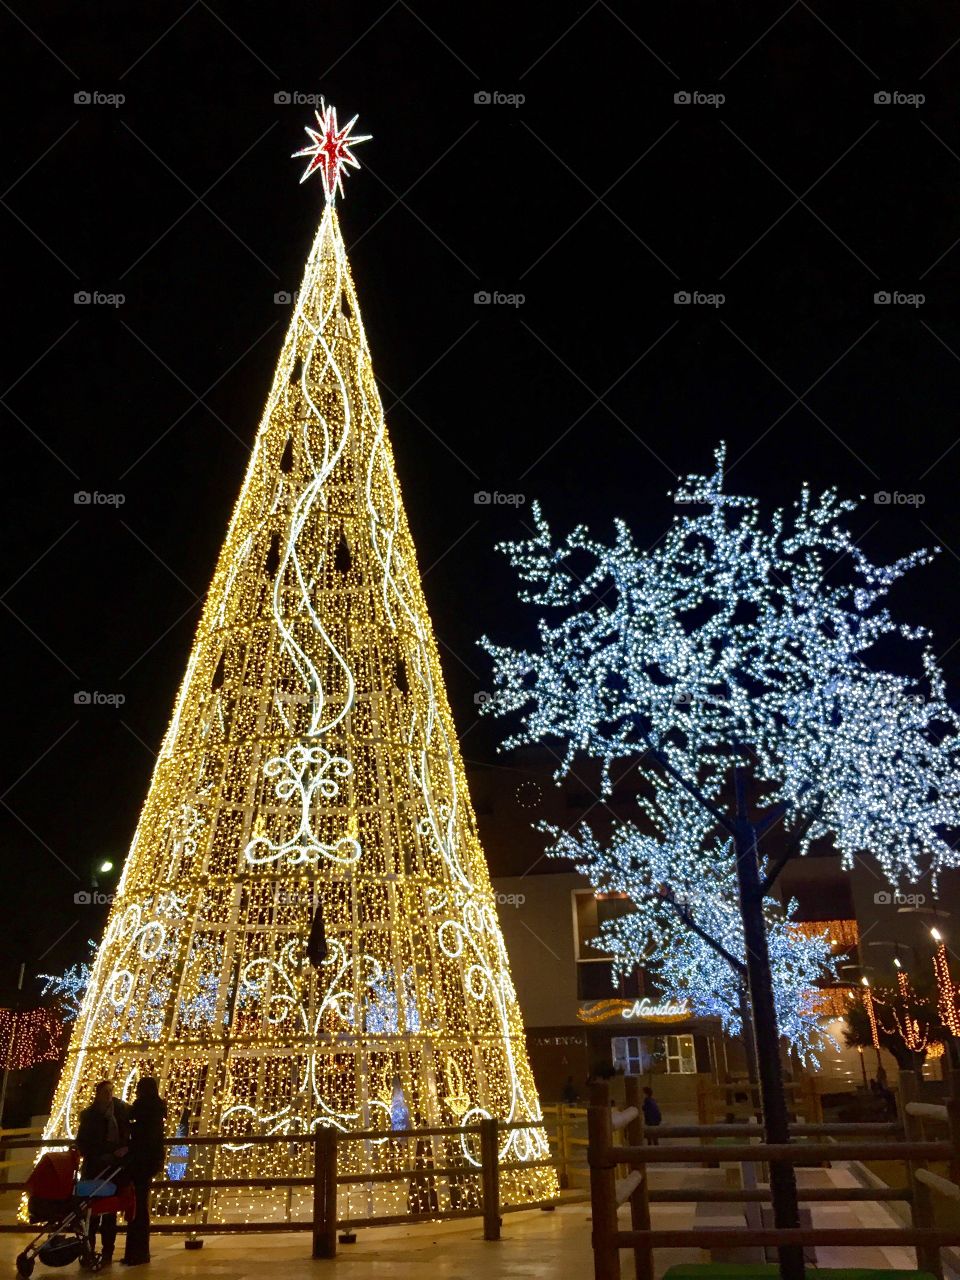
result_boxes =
[76,1080,129,1265]
[121,1078,167,1267]
[641,1086,662,1146]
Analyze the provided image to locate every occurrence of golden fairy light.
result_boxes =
[40,109,556,1223]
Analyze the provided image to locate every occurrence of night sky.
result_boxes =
[3,2,960,1000]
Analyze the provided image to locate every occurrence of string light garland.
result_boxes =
[481,450,960,1067]
[789,920,859,949]
[861,978,881,1052]
[931,929,960,1037]
[0,1008,65,1070]
[39,107,555,1224]
[879,968,930,1056]
[803,987,854,1019]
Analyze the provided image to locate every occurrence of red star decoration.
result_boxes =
[292,100,371,202]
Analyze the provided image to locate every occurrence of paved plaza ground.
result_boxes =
[0,1162,936,1279]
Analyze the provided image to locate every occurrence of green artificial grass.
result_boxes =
[663,1267,937,1280]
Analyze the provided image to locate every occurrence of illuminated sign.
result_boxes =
[577,996,692,1024]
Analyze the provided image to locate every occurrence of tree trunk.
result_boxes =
[733,807,804,1280]
[736,985,765,1245]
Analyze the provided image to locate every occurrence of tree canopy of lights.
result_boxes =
[38,106,555,1227]
[556,820,837,1060]
[39,941,97,1022]
[482,446,960,1063]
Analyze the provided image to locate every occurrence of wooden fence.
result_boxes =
[696,1074,824,1127]
[588,1072,960,1280]
[0,1119,559,1257]
[542,1103,589,1188]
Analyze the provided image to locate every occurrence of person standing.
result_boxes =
[76,1081,130,1265]
[121,1078,167,1267]
[641,1085,662,1146]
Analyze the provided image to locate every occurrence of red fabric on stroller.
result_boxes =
[26,1151,78,1201]
[26,1149,136,1221]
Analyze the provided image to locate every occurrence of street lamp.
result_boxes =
[90,859,118,891]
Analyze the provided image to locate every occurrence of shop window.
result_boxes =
[611,1035,696,1075]
[665,1034,697,1075]
[612,1036,643,1075]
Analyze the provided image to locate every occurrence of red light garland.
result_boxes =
[932,939,960,1037]
[0,1008,65,1070]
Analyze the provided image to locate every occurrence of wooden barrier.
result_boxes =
[900,1070,942,1278]
[0,1117,559,1255]
[542,1102,588,1188]
[587,1076,960,1280]
[696,1074,825,1127]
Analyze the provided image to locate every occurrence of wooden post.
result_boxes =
[624,1077,652,1280]
[899,1070,942,1280]
[312,1128,338,1259]
[556,1102,569,1189]
[697,1076,712,1168]
[588,1080,620,1280]
[480,1117,501,1242]
[945,1060,960,1189]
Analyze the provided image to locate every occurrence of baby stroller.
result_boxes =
[16,1150,136,1277]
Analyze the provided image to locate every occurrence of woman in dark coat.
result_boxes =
[121,1077,167,1266]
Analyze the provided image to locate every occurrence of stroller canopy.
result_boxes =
[26,1152,79,1202]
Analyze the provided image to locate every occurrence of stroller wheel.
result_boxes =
[15,1253,35,1278]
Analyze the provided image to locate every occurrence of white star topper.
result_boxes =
[292,99,372,202]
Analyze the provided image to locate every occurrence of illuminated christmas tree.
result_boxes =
[43,102,555,1222]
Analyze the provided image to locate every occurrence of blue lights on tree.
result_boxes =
[482,445,960,1272]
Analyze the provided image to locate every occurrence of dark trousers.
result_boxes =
[123,1176,153,1262]
[88,1213,117,1257]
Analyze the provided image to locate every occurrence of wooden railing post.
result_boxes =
[696,1074,709,1127]
[700,1077,717,1168]
[588,1080,620,1280]
[480,1117,501,1241]
[623,1077,652,1280]
[946,1058,960,1189]
[557,1103,570,1189]
[312,1128,338,1259]
[899,1070,942,1280]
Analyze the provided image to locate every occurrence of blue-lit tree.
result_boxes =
[554,816,837,1063]
[482,446,960,1278]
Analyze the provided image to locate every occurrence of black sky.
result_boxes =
[2,1,960,998]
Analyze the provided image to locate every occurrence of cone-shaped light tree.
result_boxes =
[482,451,960,1279]
[43,102,555,1222]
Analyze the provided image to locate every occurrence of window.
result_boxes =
[574,891,644,1000]
[612,1036,645,1075]
[612,1035,696,1075]
[665,1034,696,1074]
[574,891,633,960]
